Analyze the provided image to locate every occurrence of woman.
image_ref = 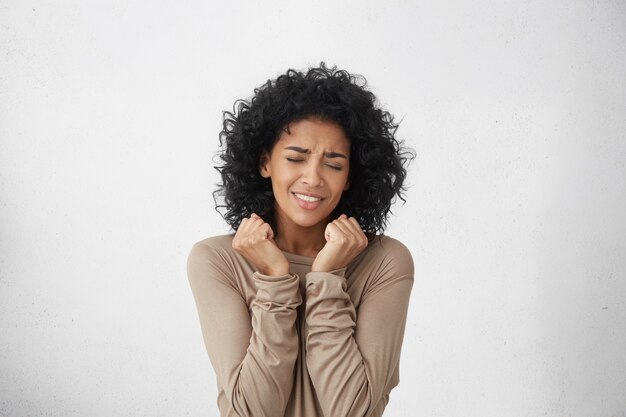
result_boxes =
[187,64,414,417]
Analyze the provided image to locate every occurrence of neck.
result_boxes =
[273,212,328,258]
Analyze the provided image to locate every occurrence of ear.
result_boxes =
[259,151,271,178]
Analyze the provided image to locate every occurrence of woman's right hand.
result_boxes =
[232,213,289,276]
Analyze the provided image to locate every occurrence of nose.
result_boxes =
[300,161,323,187]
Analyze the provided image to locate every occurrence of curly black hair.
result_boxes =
[213,63,414,237]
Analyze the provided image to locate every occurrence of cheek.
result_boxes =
[338,174,351,191]
[272,168,297,190]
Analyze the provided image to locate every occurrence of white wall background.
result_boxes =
[1,1,625,416]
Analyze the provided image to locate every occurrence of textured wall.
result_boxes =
[1,0,625,416]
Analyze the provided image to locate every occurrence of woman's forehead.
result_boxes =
[274,118,350,152]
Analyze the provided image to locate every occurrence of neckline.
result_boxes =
[282,250,315,265]
[280,234,383,266]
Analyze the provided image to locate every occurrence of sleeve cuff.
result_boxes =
[305,267,347,281]
[253,271,298,282]
[253,272,302,306]
[304,268,349,299]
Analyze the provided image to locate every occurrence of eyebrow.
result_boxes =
[284,146,348,159]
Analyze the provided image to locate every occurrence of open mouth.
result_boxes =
[293,193,322,202]
[291,192,324,209]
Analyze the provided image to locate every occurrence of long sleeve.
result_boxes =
[304,242,414,417]
[187,241,302,417]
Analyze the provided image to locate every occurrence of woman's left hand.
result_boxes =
[311,214,368,272]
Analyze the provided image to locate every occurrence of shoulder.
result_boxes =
[354,234,414,280]
[187,234,238,282]
[189,234,235,255]
[369,235,413,260]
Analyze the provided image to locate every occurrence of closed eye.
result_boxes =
[286,158,343,171]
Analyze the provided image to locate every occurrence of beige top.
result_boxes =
[187,233,414,417]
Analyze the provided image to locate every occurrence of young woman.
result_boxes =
[187,64,414,417]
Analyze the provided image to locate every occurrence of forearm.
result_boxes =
[233,271,302,415]
[304,270,412,417]
[305,270,371,416]
[187,242,301,417]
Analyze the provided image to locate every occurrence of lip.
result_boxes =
[291,191,325,199]
[291,192,324,210]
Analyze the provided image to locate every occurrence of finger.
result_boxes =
[346,216,365,235]
[237,214,264,240]
[335,215,360,236]
[331,217,354,240]
[249,213,263,224]
[237,217,249,232]
[345,216,360,228]
[248,220,269,242]
[346,217,368,246]
[244,213,263,231]
[261,223,274,240]
[324,222,340,241]
[336,214,359,229]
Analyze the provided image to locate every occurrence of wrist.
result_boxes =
[260,261,289,276]
[311,262,334,272]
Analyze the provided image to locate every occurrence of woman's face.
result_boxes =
[259,117,351,231]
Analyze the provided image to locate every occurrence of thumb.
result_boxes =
[324,222,337,242]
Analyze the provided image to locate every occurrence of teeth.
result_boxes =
[294,193,321,202]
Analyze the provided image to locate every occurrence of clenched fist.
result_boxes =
[232,213,289,276]
[311,214,368,272]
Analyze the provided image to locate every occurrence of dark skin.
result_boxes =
[232,213,368,275]
[231,118,368,275]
